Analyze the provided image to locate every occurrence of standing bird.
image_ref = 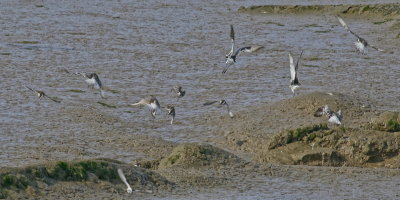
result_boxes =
[223,24,264,74]
[78,72,105,98]
[165,105,176,125]
[203,99,234,118]
[314,105,343,125]
[24,85,61,103]
[117,168,132,194]
[289,51,303,96]
[171,86,185,99]
[337,16,384,54]
[328,110,343,125]
[131,96,161,118]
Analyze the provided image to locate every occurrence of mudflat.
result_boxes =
[1,1,399,199]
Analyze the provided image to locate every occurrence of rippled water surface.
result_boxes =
[1,0,400,198]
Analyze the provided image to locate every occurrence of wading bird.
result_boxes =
[314,105,343,125]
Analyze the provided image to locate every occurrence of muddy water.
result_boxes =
[1,0,400,198]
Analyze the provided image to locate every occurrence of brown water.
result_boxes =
[1,0,400,198]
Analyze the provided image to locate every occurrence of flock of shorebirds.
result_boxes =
[23,16,384,193]
[26,16,382,128]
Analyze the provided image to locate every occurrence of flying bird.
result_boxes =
[165,105,176,125]
[314,105,343,125]
[289,51,303,96]
[337,16,384,54]
[223,24,264,74]
[203,99,234,118]
[77,72,105,98]
[24,85,60,103]
[117,168,132,194]
[131,96,161,118]
[171,86,185,99]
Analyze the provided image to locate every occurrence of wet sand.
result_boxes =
[1,0,400,199]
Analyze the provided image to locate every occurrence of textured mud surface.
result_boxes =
[210,92,400,168]
[1,0,400,199]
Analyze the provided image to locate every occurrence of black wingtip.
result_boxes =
[222,64,231,74]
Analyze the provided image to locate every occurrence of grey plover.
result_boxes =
[131,96,161,118]
[314,105,343,125]
[25,85,60,103]
[165,105,176,125]
[117,168,132,194]
[223,24,264,74]
[171,86,185,99]
[78,72,105,98]
[289,51,303,96]
[203,99,234,118]
[337,16,384,54]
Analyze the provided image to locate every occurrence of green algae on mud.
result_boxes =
[15,41,40,44]
[262,123,400,167]
[314,30,331,33]
[97,101,117,108]
[304,57,323,61]
[264,21,284,26]
[0,144,245,198]
[217,92,400,168]
[0,159,173,199]
[303,24,322,28]
[66,89,86,93]
[303,64,320,68]
[369,112,400,132]
[373,19,393,24]
[287,124,329,144]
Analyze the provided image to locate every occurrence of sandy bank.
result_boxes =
[210,92,400,168]
[238,3,400,18]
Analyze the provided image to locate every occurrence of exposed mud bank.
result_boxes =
[1,137,400,199]
[238,3,400,34]
[238,3,400,17]
[216,92,400,168]
[135,143,245,187]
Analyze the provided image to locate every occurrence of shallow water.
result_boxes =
[1,0,400,198]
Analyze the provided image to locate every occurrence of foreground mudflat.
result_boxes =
[1,141,400,199]
[1,92,399,199]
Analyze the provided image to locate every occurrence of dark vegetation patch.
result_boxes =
[66,89,86,93]
[287,124,329,144]
[97,101,117,108]
[0,159,173,199]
